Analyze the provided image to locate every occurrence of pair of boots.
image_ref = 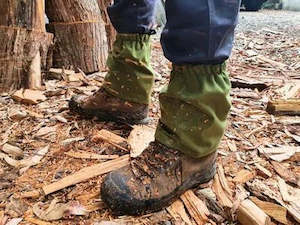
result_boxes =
[69,34,231,216]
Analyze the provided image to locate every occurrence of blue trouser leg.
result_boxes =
[107,0,157,34]
[107,0,241,64]
[162,0,241,64]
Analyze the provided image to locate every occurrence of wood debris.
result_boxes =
[167,200,193,225]
[271,161,298,185]
[267,99,300,115]
[259,146,300,162]
[42,155,130,195]
[128,125,155,158]
[33,198,88,221]
[65,150,119,160]
[1,144,23,157]
[180,190,209,225]
[254,163,272,178]
[12,89,46,105]
[237,199,272,225]
[212,173,233,208]
[250,197,288,224]
[233,169,256,183]
[92,129,128,151]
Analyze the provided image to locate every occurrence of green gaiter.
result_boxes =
[103,34,155,105]
[155,64,231,159]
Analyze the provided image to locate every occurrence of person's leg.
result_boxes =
[103,0,157,104]
[101,0,241,216]
[69,0,157,124]
[156,0,241,158]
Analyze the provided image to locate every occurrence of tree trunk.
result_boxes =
[0,0,53,93]
[46,0,109,73]
[98,0,116,51]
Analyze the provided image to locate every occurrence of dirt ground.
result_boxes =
[0,10,300,225]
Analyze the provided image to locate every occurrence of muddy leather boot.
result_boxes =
[69,88,149,124]
[101,141,217,216]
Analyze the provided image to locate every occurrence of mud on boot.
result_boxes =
[69,88,150,124]
[100,141,217,216]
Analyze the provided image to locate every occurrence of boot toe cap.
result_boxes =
[101,171,145,216]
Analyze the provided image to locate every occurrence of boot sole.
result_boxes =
[101,163,216,216]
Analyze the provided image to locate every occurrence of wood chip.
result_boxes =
[237,199,272,225]
[231,76,269,91]
[217,164,232,196]
[92,130,128,151]
[128,125,155,158]
[267,99,300,116]
[233,169,256,183]
[61,137,85,146]
[65,151,119,160]
[34,126,56,138]
[1,144,23,157]
[25,217,52,225]
[259,146,300,162]
[271,161,298,185]
[212,174,233,208]
[19,190,41,199]
[12,89,46,105]
[180,190,209,225]
[167,200,193,225]
[42,155,130,195]
[254,163,272,178]
[250,197,288,224]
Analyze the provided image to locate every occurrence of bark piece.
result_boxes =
[250,197,288,224]
[180,190,209,225]
[42,155,130,195]
[237,199,272,225]
[231,76,269,91]
[267,99,300,116]
[257,55,288,69]
[217,164,232,197]
[61,137,85,146]
[277,177,300,223]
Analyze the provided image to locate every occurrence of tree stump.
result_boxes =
[46,0,109,73]
[0,0,53,93]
